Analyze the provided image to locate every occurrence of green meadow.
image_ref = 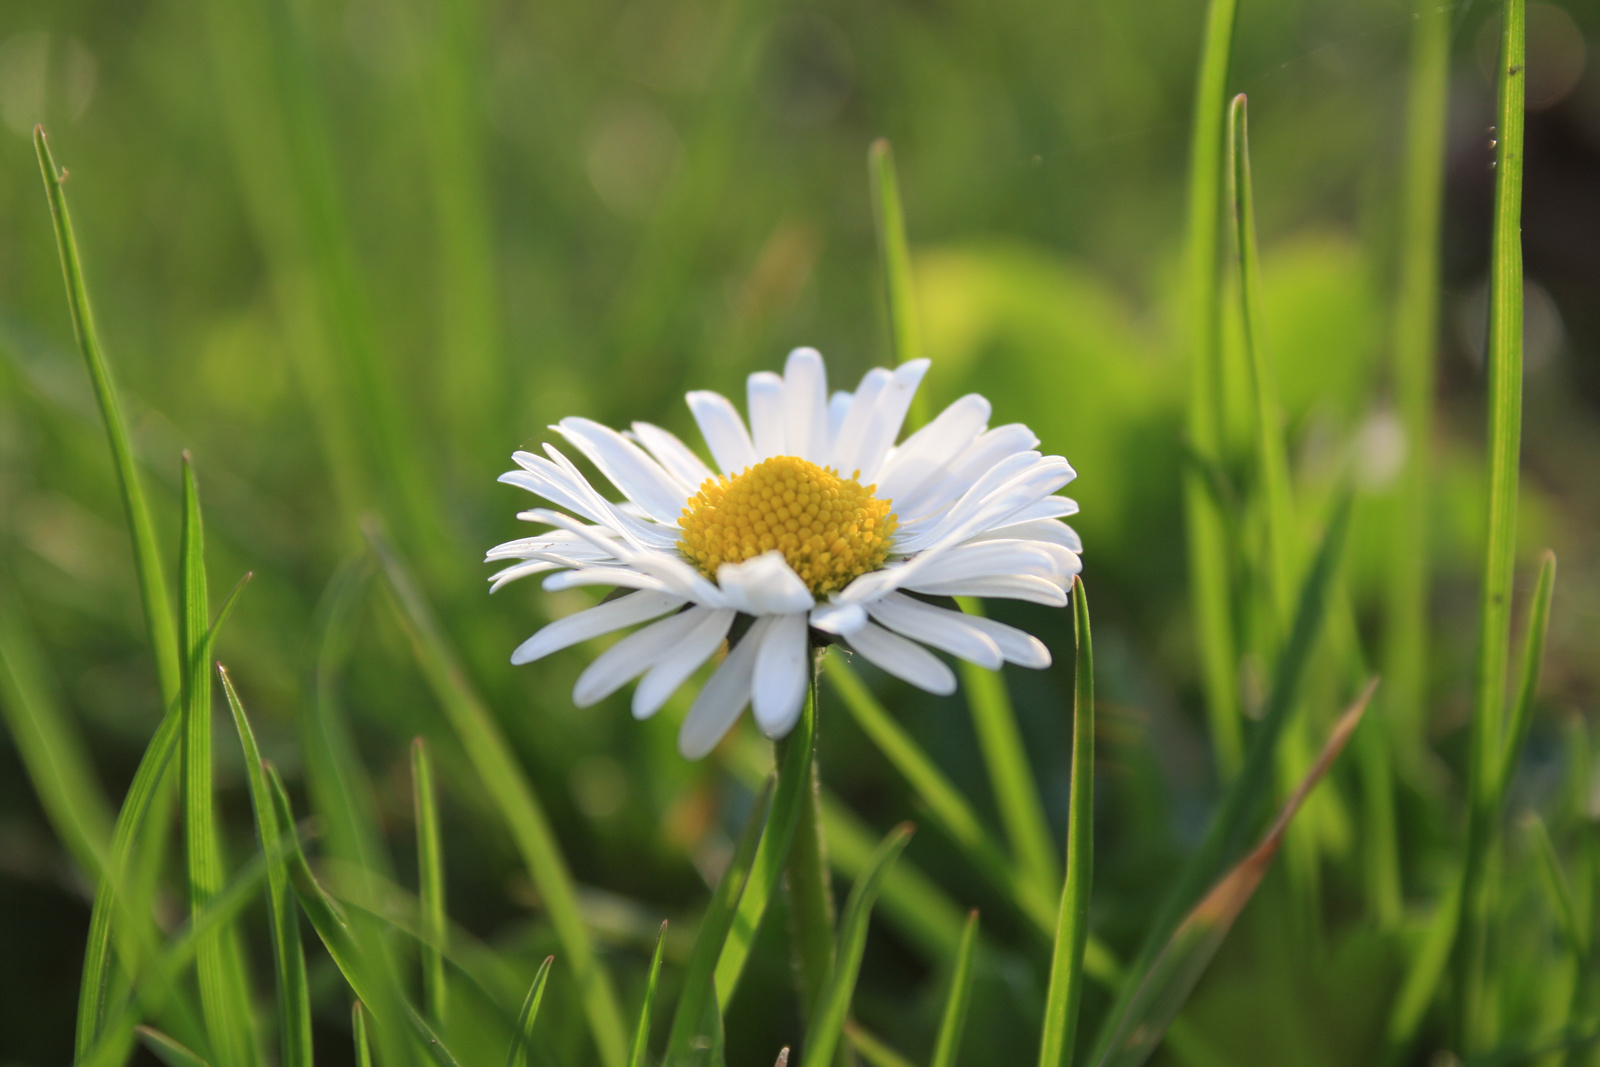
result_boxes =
[1,0,1598,1064]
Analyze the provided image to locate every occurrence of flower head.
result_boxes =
[488,349,1081,758]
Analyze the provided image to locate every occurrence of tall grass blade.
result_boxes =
[784,676,838,1025]
[1527,816,1587,958]
[73,574,250,1062]
[629,922,669,1067]
[353,1004,374,1067]
[1380,878,1462,1065]
[0,585,114,878]
[930,911,980,1067]
[139,1026,213,1067]
[506,956,555,1067]
[1497,551,1556,797]
[1089,680,1377,1067]
[413,737,449,1028]
[1384,0,1451,777]
[826,655,1053,931]
[264,764,462,1067]
[220,666,312,1067]
[1038,577,1095,1067]
[1456,1,1528,1047]
[1179,0,1244,780]
[715,693,816,1008]
[667,778,774,1063]
[180,458,259,1067]
[868,138,927,426]
[800,823,915,1067]
[1088,495,1351,1063]
[846,1025,917,1067]
[368,523,627,1067]
[33,125,181,707]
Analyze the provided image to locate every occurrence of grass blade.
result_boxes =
[1497,551,1556,798]
[1456,1,1528,1047]
[629,922,669,1067]
[33,125,181,708]
[0,583,114,878]
[667,778,775,1062]
[368,523,627,1067]
[413,737,449,1028]
[929,911,980,1067]
[826,654,1054,931]
[715,692,816,1008]
[868,139,926,422]
[1179,0,1244,780]
[1038,577,1095,1067]
[800,822,915,1067]
[180,458,258,1067]
[1527,816,1586,958]
[846,1024,917,1067]
[784,674,838,1025]
[353,1004,373,1067]
[139,1027,213,1067]
[1090,680,1377,1067]
[220,666,312,1067]
[1088,494,1351,1064]
[506,956,555,1067]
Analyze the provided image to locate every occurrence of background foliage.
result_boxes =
[1,0,1598,1064]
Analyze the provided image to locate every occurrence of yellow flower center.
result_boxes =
[677,455,898,597]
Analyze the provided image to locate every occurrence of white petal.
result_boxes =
[554,417,689,525]
[783,347,829,464]
[908,540,1061,585]
[892,423,1041,523]
[752,612,809,738]
[855,359,930,482]
[679,616,772,759]
[867,593,1003,670]
[844,621,957,695]
[747,371,787,458]
[632,608,736,720]
[809,601,867,635]
[716,551,815,615]
[826,368,891,476]
[543,567,672,594]
[631,422,715,491]
[902,574,1069,607]
[572,607,702,706]
[1005,495,1080,522]
[898,455,1076,554]
[826,390,852,448]
[969,518,1083,553]
[960,612,1052,668]
[489,559,562,592]
[876,394,991,508]
[686,391,757,475]
[511,590,687,665]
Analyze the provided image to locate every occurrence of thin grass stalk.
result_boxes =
[929,911,980,1067]
[1179,0,1244,780]
[785,658,838,1024]
[33,126,182,707]
[413,738,449,1028]
[629,923,668,1067]
[138,1027,210,1067]
[506,957,555,1067]
[1038,578,1094,1067]
[869,138,928,426]
[353,1004,373,1067]
[1455,0,1527,1051]
[180,460,258,1067]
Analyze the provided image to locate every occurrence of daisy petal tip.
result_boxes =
[809,602,867,635]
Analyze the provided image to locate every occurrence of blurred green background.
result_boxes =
[1,0,1598,1064]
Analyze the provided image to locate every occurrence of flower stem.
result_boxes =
[782,651,837,1026]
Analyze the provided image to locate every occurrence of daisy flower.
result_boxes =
[488,348,1081,759]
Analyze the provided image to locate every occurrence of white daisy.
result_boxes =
[488,348,1081,759]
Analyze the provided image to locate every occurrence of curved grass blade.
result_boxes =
[667,778,775,1062]
[1497,551,1556,799]
[1087,497,1351,1065]
[1526,815,1586,958]
[714,690,815,1008]
[33,125,180,707]
[800,822,915,1067]
[221,666,311,1067]
[629,922,669,1067]
[506,956,555,1067]
[1179,0,1244,780]
[827,655,1053,931]
[139,1027,212,1067]
[413,737,448,1028]
[353,1004,373,1067]
[1089,680,1377,1067]
[73,574,251,1062]
[845,1024,916,1067]
[868,138,925,430]
[264,764,462,1067]
[930,911,980,1067]
[0,584,114,878]
[368,522,627,1067]
[1455,0,1527,1049]
[784,673,839,1026]
[1038,577,1095,1067]
[180,460,259,1067]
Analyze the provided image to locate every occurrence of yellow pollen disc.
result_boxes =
[677,455,898,597]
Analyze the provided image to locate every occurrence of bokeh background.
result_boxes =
[1,0,1598,1064]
